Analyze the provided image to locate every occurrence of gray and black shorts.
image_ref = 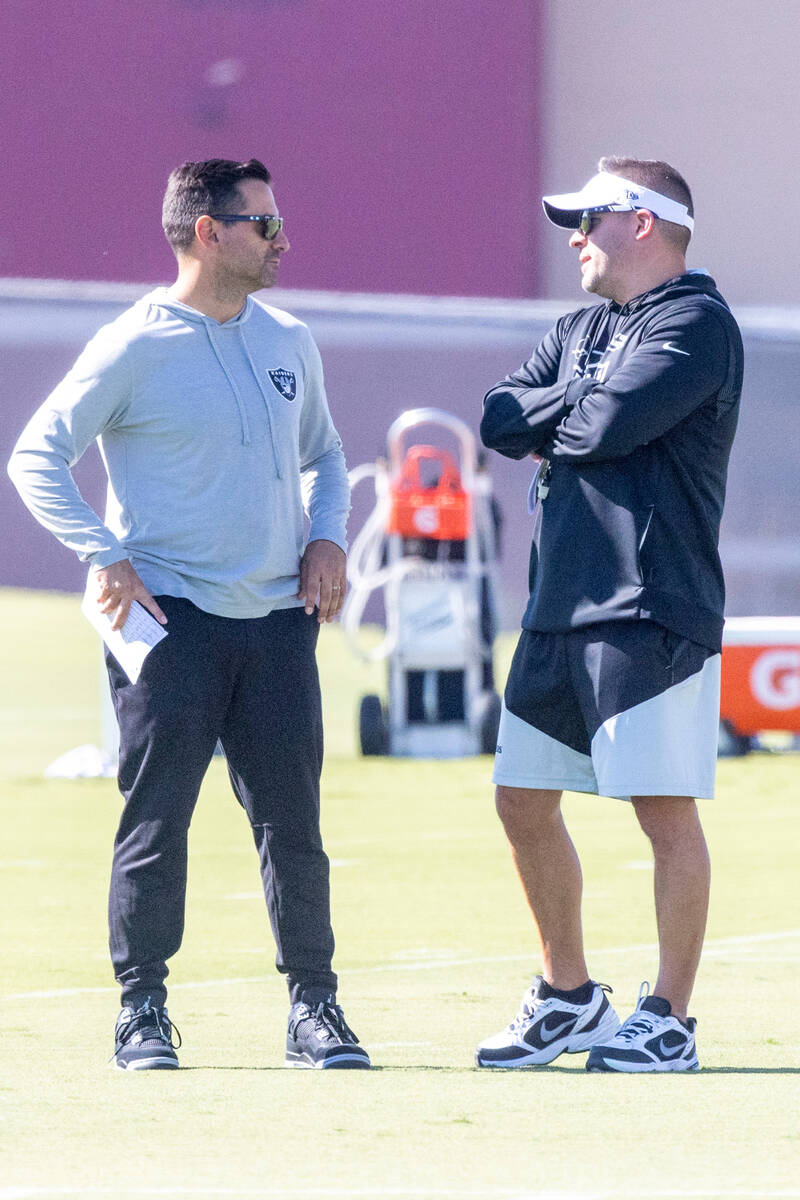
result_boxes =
[492,620,720,800]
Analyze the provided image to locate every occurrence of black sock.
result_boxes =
[538,979,595,1005]
[295,986,336,1008]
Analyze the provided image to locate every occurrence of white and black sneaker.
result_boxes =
[285,998,371,1069]
[586,982,699,1073]
[475,975,621,1068]
[112,997,181,1070]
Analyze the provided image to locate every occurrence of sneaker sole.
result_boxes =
[586,1055,699,1073]
[475,1005,622,1069]
[113,1056,179,1071]
[285,1052,371,1070]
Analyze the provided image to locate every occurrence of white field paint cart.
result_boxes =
[341,408,502,758]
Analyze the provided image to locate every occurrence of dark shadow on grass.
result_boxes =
[177,1065,465,1075]
[177,1064,800,1074]
[176,1064,602,1075]
[490,1065,800,1076]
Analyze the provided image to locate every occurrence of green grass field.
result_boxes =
[1,587,798,1200]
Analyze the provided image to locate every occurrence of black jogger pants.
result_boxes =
[105,597,336,1007]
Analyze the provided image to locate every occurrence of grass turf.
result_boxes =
[0,586,798,1200]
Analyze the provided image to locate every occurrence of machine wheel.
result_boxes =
[717,719,752,757]
[478,691,502,755]
[359,694,389,756]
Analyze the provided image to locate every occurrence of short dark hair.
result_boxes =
[598,155,693,252]
[162,158,272,253]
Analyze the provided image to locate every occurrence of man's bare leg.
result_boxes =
[631,796,710,1021]
[495,786,589,989]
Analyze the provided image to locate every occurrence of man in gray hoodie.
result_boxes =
[8,158,370,1071]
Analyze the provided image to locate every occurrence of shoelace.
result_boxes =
[508,993,538,1033]
[312,1002,359,1045]
[508,980,613,1033]
[117,1000,182,1049]
[615,1014,658,1043]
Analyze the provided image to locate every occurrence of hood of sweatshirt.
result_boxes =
[144,288,254,327]
[136,289,281,462]
[616,269,730,316]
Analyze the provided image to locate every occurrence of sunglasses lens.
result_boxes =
[579,211,592,235]
[259,217,282,239]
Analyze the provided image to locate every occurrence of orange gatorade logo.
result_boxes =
[721,643,800,735]
[749,649,800,710]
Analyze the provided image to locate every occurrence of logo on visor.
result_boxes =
[268,368,297,401]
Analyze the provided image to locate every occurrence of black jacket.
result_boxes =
[480,272,743,651]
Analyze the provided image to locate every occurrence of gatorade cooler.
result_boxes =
[387,445,471,541]
[721,617,800,740]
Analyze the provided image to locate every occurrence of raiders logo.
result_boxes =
[268,368,297,401]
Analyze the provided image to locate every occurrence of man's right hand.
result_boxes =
[93,559,168,631]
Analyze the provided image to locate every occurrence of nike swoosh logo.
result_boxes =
[657,1039,687,1058]
[662,341,691,356]
[538,1017,576,1043]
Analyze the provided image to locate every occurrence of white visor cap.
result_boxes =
[542,171,694,233]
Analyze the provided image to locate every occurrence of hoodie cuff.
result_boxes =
[88,545,130,570]
[307,524,348,556]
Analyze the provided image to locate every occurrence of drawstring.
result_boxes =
[205,325,252,447]
[239,328,283,480]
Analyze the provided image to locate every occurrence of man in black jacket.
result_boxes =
[476,157,742,1073]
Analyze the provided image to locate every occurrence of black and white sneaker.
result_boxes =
[475,975,621,1068]
[586,983,699,1073]
[112,998,181,1070]
[285,998,371,1069]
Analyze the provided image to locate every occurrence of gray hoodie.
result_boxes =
[8,289,350,618]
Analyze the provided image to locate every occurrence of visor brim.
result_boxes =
[541,200,585,229]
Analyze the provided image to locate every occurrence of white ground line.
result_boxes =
[0,1191,593,1200]
[2,930,798,1003]
[0,1190,603,1199]
[1,1189,798,1199]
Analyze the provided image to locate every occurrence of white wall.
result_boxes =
[541,0,795,306]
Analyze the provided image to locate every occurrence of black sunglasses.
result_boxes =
[209,214,284,240]
[578,208,614,235]
[579,206,655,235]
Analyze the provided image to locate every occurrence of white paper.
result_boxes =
[81,585,167,684]
[45,744,117,779]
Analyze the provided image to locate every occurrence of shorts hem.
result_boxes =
[599,781,716,800]
[492,772,599,794]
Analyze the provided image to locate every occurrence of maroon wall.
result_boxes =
[2,0,544,297]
